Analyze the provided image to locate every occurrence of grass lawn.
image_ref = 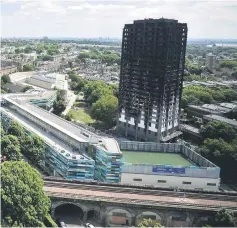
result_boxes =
[68,108,95,124]
[73,101,88,107]
[122,151,192,166]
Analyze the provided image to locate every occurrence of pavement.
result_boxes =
[62,90,77,115]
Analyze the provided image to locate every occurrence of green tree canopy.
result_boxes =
[181,86,237,108]
[41,55,52,61]
[201,122,237,143]
[8,120,25,140]
[83,81,113,104]
[138,218,164,228]
[21,85,33,92]
[24,46,33,53]
[23,64,35,72]
[1,75,11,85]
[91,95,118,127]
[52,90,66,115]
[212,209,235,227]
[220,60,237,69]
[1,161,51,227]
[1,135,22,161]
[1,127,5,138]
[53,100,66,115]
[15,48,24,54]
[199,138,237,182]
[22,135,46,165]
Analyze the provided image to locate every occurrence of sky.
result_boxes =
[1,0,237,39]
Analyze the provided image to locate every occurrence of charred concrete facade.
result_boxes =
[117,18,188,142]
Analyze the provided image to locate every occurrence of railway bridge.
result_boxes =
[44,178,237,227]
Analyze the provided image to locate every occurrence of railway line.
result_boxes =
[44,178,237,203]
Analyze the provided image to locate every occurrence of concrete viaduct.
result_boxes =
[44,179,237,227]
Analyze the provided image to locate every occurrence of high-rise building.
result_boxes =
[117,18,188,142]
[206,53,216,71]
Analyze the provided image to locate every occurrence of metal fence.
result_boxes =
[119,141,181,153]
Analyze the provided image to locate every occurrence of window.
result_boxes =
[158,180,166,183]
[182,181,191,185]
[149,122,151,127]
[207,183,216,186]
[133,178,142,181]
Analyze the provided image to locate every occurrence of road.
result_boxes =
[62,90,77,115]
[57,215,83,227]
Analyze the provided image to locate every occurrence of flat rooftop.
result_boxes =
[204,114,237,127]
[4,94,121,154]
[122,151,193,166]
[9,71,34,83]
[1,107,92,161]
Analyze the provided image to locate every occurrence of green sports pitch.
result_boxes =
[122,151,193,166]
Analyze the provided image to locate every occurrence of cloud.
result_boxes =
[1,0,237,38]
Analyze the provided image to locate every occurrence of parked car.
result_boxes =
[56,218,67,227]
[85,223,94,228]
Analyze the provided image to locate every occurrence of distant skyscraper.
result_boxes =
[117,18,188,142]
[206,53,216,71]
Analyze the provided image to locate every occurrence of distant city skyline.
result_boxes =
[1,0,237,39]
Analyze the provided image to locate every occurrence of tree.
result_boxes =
[1,135,22,161]
[53,100,66,115]
[199,138,237,182]
[201,122,237,143]
[187,54,194,61]
[1,127,5,138]
[22,135,46,165]
[68,71,80,82]
[138,218,164,228]
[42,55,52,61]
[23,64,35,72]
[15,48,21,54]
[220,60,237,69]
[1,161,51,227]
[21,85,33,92]
[212,209,235,227]
[83,81,113,104]
[1,75,11,85]
[24,46,33,53]
[8,120,25,140]
[91,95,118,128]
[62,113,72,121]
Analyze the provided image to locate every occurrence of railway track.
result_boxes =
[45,191,237,211]
[44,180,237,202]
